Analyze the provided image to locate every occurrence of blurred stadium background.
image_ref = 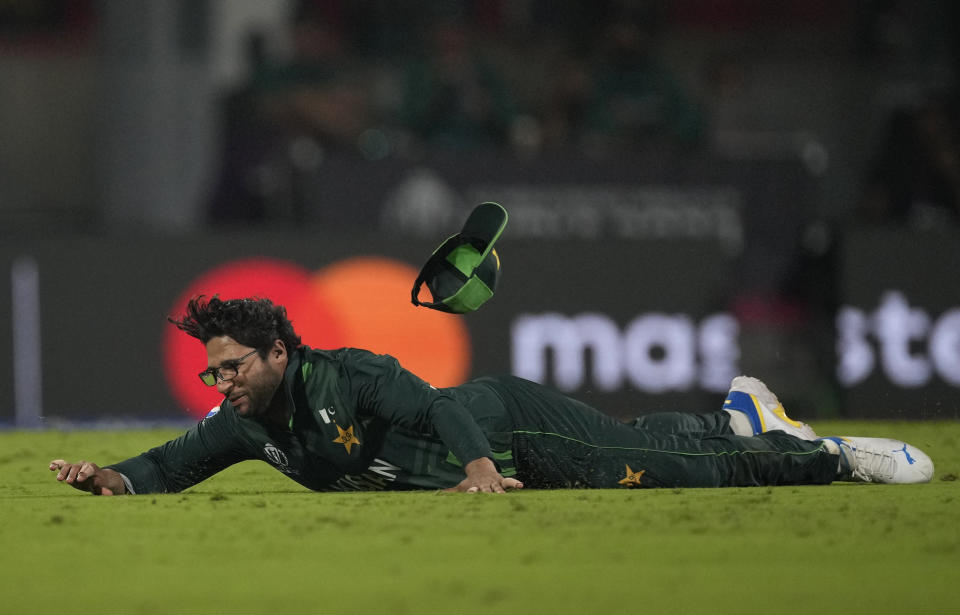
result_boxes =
[2,0,959,427]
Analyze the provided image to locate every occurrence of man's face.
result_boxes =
[204,336,287,418]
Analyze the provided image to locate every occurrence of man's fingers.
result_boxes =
[502,478,524,490]
[469,482,507,494]
[50,460,69,479]
[450,474,524,494]
[77,461,96,482]
[51,459,117,495]
[62,461,91,484]
[490,477,525,493]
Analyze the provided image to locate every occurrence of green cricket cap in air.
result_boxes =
[411,201,508,314]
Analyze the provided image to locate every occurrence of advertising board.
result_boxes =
[3,228,958,425]
[837,229,960,418]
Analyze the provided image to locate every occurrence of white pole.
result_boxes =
[11,256,43,428]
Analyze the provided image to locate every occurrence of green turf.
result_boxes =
[3,420,959,614]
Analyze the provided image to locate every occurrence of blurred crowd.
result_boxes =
[208,0,709,221]
[231,0,705,150]
[208,0,960,229]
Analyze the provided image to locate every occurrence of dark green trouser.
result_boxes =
[471,376,838,489]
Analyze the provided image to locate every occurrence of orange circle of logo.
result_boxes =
[162,257,471,418]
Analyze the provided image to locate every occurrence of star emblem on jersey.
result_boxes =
[618,464,645,487]
[333,424,361,454]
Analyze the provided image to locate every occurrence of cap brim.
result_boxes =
[460,202,508,261]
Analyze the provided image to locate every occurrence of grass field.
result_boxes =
[3,420,958,614]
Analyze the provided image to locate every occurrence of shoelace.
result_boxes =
[849,445,896,482]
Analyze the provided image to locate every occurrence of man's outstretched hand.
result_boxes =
[445,456,524,494]
[49,459,126,496]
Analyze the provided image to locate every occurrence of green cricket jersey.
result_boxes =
[108,346,512,493]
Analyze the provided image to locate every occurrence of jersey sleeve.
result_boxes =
[105,407,253,494]
[343,350,494,467]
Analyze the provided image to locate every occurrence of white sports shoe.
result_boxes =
[819,436,934,484]
[723,376,818,440]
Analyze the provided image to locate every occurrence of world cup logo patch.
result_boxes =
[263,443,290,470]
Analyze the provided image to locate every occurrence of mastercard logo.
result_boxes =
[163,256,471,418]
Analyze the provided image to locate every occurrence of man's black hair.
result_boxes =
[169,295,302,355]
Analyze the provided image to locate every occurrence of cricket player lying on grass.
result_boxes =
[50,296,933,496]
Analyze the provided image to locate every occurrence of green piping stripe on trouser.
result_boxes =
[512,429,830,457]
